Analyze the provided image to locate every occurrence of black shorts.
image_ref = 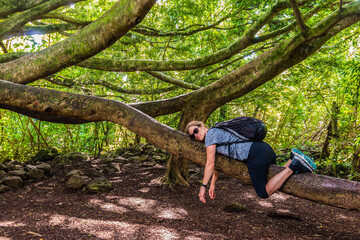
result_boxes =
[246,141,276,198]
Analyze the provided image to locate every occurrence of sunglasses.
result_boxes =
[190,127,200,140]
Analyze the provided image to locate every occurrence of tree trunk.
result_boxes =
[164,154,190,187]
[351,148,360,181]
[350,79,360,180]
[1,80,359,211]
[329,102,340,175]
[163,111,210,186]
[320,119,332,161]
[134,134,141,145]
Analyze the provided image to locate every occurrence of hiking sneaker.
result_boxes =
[289,156,313,173]
[291,148,317,171]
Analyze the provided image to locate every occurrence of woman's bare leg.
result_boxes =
[265,159,293,196]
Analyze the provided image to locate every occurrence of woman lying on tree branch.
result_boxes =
[185,117,317,203]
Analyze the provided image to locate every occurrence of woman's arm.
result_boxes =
[209,170,220,199]
[199,144,216,203]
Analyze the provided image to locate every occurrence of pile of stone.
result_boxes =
[0,144,169,194]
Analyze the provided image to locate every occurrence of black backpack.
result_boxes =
[213,116,267,142]
[211,117,267,160]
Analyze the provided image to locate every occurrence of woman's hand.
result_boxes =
[199,186,206,203]
[209,184,216,199]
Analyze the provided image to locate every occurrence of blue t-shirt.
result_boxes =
[205,128,252,161]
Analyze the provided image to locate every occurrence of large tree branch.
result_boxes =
[1,23,83,40]
[0,52,29,63]
[130,1,360,118]
[1,1,358,121]
[44,75,177,95]
[94,78,178,95]
[0,79,359,211]
[0,0,85,41]
[0,0,156,84]
[71,2,316,73]
[0,53,199,91]
[0,0,291,78]
[0,2,319,76]
[0,0,50,18]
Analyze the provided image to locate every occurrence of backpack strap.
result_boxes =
[216,140,246,161]
[212,126,249,141]
[210,127,251,162]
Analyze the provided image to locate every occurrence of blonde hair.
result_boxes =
[185,121,205,135]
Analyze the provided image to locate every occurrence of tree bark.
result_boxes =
[0,0,85,41]
[0,0,50,18]
[131,2,360,118]
[328,102,340,175]
[0,0,156,84]
[0,79,359,211]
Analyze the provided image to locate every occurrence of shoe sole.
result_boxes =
[291,149,315,172]
[293,149,317,170]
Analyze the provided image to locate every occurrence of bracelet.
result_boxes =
[201,183,207,188]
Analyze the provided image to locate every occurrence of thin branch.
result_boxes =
[44,75,178,95]
[207,44,275,75]
[289,0,308,34]
[146,71,200,90]
[253,4,320,43]
[39,12,92,25]
[0,41,7,53]
[132,13,234,37]
[340,0,343,13]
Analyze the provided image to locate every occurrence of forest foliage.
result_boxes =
[0,0,360,181]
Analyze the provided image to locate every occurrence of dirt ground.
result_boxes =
[1,161,360,240]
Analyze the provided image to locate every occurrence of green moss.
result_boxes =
[31,147,59,163]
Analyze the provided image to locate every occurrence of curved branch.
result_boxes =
[0,0,50,18]
[95,79,178,95]
[40,12,92,25]
[132,13,233,37]
[1,23,83,40]
[131,1,360,117]
[44,75,178,95]
[0,52,29,63]
[207,44,275,75]
[0,1,311,78]
[76,1,294,72]
[146,71,200,90]
[0,0,85,41]
[0,0,157,84]
[289,0,309,34]
[43,75,76,88]
[132,0,310,38]
[253,4,320,43]
[0,79,359,211]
